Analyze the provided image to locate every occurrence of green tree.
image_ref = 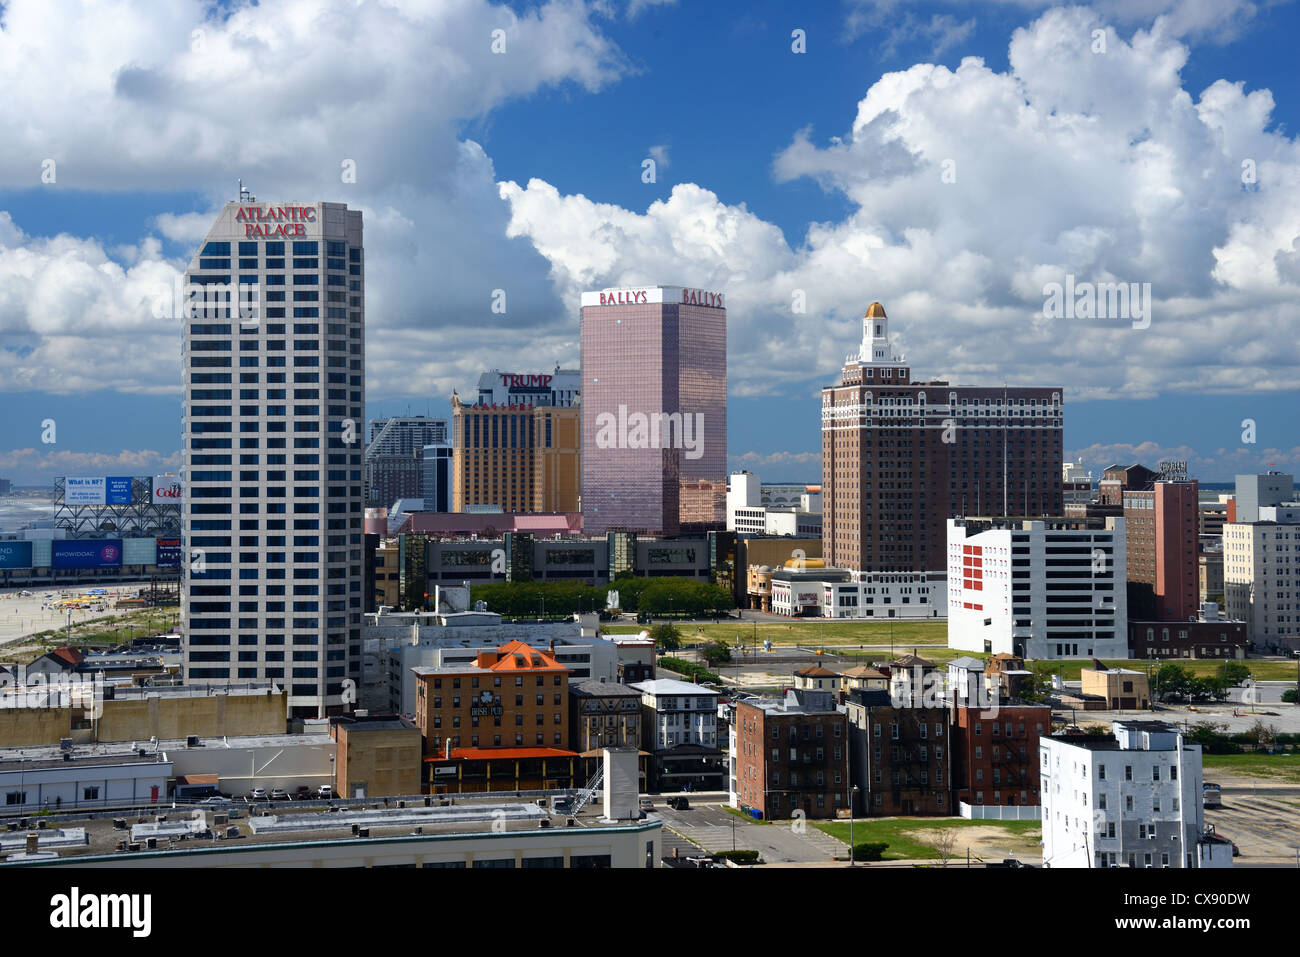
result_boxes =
[650,623,682,651]
[1245,720,1279,751]
[1189,676,1230,702]
[1222,661,1252,686]
[1283,688,1298,704]
[1155,664,1192,702]
[701,640,732,666]
[1186,720,1233,754]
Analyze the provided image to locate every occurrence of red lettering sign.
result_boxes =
[235,206,317,226]
[499,374,555,389]
[598,290,649,306]
[680,288,723,308]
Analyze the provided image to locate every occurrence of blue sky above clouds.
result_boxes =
[1,0,1298,485]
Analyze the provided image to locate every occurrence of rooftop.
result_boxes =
[628,678,720,698]
[570,678,642,698]
[0,793,657,866]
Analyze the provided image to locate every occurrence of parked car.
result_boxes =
[249,788,267,800]
[293,786,312,800]
[667,796,690,811]
[316,785,333,799]
[269,788,290,801]
[198,795,233,805]
[638,797,654,810]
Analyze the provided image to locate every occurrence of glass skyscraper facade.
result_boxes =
[580,286,727,536]
[181,200,365,718]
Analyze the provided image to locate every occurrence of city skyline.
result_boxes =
[3,0,1300,484]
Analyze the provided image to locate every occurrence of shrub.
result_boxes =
[1283,689,1298,704]
[715,849,761,864]
[851,842,889,862]
[658,658,721,685]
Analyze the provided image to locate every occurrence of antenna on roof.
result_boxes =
[238,179,254,203]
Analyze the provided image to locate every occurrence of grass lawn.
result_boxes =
[813,817,1041,861]
[1202,753,1300,783]
[601,620,948,648]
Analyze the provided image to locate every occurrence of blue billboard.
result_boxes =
[0,541,33,570]
[155,538,182,570]
[105,476,133,505]
[51,540,124,570]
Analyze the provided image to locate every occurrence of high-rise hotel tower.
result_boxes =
[821,303,1063,574]
[580,286,727,536]
[182,197,365,718]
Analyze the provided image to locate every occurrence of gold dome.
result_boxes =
[865,302,887,319]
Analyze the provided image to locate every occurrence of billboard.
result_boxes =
[152,475,183,504]
[51,540,123,570]
[106,476,133,504]
[0,541,33,570]
[156,538,182,569]
[65,477,105,505]
[65,476,133,505]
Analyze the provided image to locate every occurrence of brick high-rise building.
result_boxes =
[821,302,1063,573]
[1123,475,1200,621]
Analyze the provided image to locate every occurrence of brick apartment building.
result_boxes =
[734,689,848,820]
[414,640,577,793]
[847,689,952,816]
[1124,475,1200,621]
[821,302,1063,573]
[949,703,1051,808]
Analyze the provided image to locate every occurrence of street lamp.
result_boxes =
[848,785,860,867]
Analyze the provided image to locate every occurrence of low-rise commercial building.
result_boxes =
[1127,603,1247,660]
[330,714,422,799]
[0,680,286,749]
[414,641,576,793]
[1080,667,1151,710]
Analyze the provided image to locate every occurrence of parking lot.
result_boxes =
[652,802,847,863]
[1206,787,1300,864]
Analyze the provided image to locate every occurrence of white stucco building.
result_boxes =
[947,517,1127,659]
[1040,720,1231,869]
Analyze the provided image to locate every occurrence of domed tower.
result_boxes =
[857,301,899,365]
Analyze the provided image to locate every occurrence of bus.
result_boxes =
[1203,782,1222,808]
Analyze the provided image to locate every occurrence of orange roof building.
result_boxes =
[413,640,577,794]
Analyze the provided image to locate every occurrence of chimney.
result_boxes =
[25,832,39,854]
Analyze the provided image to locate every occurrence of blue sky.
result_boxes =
[1,0,1299,486]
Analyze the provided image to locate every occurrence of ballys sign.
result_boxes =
[679,288,724,308]
[235,205,316,238]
